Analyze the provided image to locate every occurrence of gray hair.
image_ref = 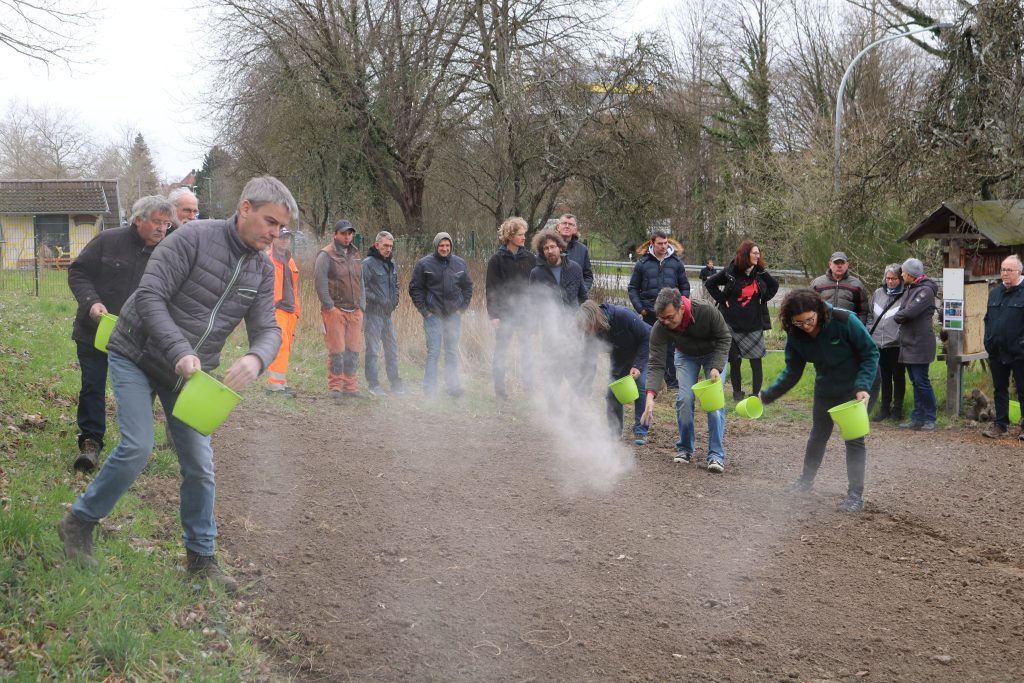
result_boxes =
[883,263,902,278]
[167,187,197,205]
[130,195,175,224]
[654,287,683,315]
[652,228,671,240]
[239,176,298,221]
[1004,254,1024,272]
[374,230,395,244]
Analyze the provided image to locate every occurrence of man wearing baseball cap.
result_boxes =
[314,220,365,398]
[811,251,869,323]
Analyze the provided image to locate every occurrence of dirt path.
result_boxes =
[174,393,1024,681]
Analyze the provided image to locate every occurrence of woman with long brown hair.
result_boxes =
[705,240,779,401]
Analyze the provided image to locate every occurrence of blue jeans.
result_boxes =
[674,351,726,463]
[76,340,109,450]
[364,311,402,389]
[606,366,647,438]
[905,363,937,424]
[73,352,218,555]
[423,313,462,394]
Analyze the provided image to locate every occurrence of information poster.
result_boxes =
[943,268,965,330]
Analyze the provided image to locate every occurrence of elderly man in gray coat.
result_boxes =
[58,176,294,591]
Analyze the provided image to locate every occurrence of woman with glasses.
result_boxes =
[759,289,879,513]
[865,264,907,422]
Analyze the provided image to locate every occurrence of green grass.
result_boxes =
[0,295,276,680]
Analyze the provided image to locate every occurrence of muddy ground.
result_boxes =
[150,391,1024,682]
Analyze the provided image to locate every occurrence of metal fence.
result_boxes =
[0,235,74,298]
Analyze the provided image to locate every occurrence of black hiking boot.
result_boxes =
[871,407,890,423]
[57,511,98,567]
[186,550,238,593]
[73,439,100,473]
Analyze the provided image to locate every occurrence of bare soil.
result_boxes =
[154,394,1024,682]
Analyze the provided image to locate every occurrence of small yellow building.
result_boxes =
[0,179,123,270]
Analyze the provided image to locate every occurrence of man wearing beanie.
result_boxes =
[893,257,938,430]
[315,220,365,398]
[409,232,474,397]
[982,254,1024,439]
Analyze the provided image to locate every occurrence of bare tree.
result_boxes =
[0,101,96,178]
[0,0,95,65]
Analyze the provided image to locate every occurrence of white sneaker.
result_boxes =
[706,460,724,473]
[672,453,692,464]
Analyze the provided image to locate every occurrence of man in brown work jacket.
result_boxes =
[315,220,365,398]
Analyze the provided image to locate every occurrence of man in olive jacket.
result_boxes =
[67,196,174,472]
[58,176,293,592]
[640,287,733,472]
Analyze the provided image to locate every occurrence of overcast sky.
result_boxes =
[0,0,674,182]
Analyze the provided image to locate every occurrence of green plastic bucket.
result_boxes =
[94,313,118,352]
[735,395,763,419]
[1010,399,1021,425]
[609,375,639,405]
[828,399,870,440]
[692,378,725,412]
[171,370,242,436]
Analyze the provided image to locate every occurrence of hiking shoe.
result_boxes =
[328,390,344,399]
[918,421,936,431]
[706,459,724,473]
[73,439,100,473]
[57,511,98,567]
[672,452,692,464]
[732,390,745,402]
[186,550,238,593]
[633,435,648,446]
[787,478,813,494]
[898,420,924,430]
[367,386,388,397]
[391,384,407,395]
[983,424,1009,439]
[837,493,865,513]
[871,410,890,423]
[448,387,465,398]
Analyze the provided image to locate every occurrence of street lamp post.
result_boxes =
[833,23,953,192]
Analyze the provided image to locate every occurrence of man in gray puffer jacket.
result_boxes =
[58,176,294,591]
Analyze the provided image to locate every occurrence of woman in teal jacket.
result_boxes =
[760,289,879,512]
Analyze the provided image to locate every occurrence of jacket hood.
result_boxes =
[367,245,391,263]
[909,275,939,294]
[433,231,453,254]
[636,237,683,259]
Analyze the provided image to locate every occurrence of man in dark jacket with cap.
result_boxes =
[894,257,938,431]
[982,254,1024,439]
[67,195,174,472]
[409,232,473,396]
[811,251,869,323]
[58,176,293,591]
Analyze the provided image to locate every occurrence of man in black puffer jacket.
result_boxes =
[67,195,174,473]
[58,176,293,592]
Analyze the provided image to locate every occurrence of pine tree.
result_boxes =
[121,133,160,211]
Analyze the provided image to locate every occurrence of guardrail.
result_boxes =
[592,260,810,279]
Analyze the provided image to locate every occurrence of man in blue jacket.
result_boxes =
[409,232,473,397]
[58,176,293,590]
[629,229,690,391]
[555,213,593,293]
[983,255,1024,440]
[362,230,404,395]
[67,196,174,472]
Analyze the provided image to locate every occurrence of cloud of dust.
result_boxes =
[501,292,636,494]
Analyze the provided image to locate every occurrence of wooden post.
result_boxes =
[945,239,963,417]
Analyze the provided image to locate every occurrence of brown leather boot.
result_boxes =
[186,550,238,593]
[73,439,100,473]
[57,511,98,567]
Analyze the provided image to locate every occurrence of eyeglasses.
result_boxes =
[656,311,679,324]
[791,314,817,328]
[1001,268,1022,273]
[149,219,173,228]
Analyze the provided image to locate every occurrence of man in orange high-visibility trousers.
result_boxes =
[314,220,365,398]
[266,227,300,396]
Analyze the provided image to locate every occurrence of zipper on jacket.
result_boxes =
[173,255,250,392]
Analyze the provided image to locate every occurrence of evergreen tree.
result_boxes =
[121,133,160,211]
